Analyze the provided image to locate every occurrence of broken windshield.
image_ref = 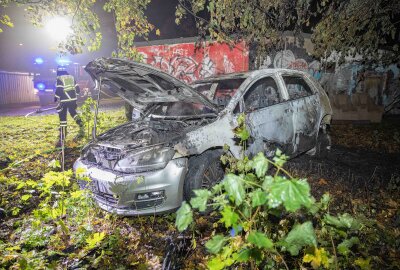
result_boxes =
[148,101,217,118]
[192,78,245,107]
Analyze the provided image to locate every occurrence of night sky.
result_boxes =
[0,0,197,73]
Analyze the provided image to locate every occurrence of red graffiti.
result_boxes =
[137,41,249,83]
[288,59,308,71]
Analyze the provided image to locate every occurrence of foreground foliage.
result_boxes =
[175,115,387,269]
[177,150,379,269]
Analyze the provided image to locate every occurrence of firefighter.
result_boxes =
[54,68,84,147]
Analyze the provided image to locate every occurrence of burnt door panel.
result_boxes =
[242,76,295,156]
[281,75,319,154]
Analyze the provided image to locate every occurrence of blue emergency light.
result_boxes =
[56,58,71,66]
[35,57,44,65]
[36,82,46,91]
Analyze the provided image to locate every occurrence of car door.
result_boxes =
[241,75,295,156]
[279,73,320,154]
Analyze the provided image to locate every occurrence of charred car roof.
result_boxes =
[192,68,313,84]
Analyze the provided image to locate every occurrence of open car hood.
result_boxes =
[85,58,217,113]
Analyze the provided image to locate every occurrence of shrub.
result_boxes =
[175,114,373,270]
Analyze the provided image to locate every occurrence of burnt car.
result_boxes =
[73,58,332,215]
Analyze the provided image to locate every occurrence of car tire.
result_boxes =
[316,128,331,158]
[183,150,225,202]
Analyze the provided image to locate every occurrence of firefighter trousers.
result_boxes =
[57,101,83,140]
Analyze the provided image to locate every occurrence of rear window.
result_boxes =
[193,78,245,107]
[282,75,314,99]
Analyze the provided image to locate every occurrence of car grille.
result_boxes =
[79,180,165,210]
[94,192,120,207]
[95,193,164,210]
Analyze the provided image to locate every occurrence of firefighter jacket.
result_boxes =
[55,75,80,103]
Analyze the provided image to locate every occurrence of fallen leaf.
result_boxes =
[318,178,328,185]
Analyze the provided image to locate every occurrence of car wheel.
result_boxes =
[316,128,331,158]
[184,150,225,202]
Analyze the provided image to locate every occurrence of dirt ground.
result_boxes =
[289,142,400,201]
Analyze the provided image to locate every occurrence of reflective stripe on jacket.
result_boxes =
[55,75,79,102]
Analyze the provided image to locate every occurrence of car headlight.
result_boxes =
[81,144,100,162]
[114,147,175,173]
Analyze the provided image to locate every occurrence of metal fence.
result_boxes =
[0,71,38,105]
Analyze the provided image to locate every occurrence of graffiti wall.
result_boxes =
[136,41,249,83]
[255,43,399,111]
[254,45,323,81]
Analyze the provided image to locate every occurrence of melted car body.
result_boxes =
[74,58,332,215]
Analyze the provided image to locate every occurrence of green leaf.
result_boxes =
[338,237,360,256]
[237,113,246,126]
[48,159,61,169]
[324,213,362,230]
[235,249,251,262]
[236,127,250,141]
[223,174,245,206]
[267,177,312,212]
[206,235,228,254]
[86,232,106,250]
[21,194,32,201]
[16,182,26,190]
[175,202,193,232]
[207,256,225,270]
[243,173,257,183]
[252,152,269,178]
[262,175,274,190]
[251,189,267,207]
[57,219,70,235]
[282,221,317,256]
[310,192,331,214]
[247,231,273,249]
[354,257,371,270]
[190,189,211,211]
[273,149,288,167]
[220,206,239,228]
[303,247,330,268]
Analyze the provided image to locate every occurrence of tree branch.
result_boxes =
[72,0,83,24]
[177,0,209,25]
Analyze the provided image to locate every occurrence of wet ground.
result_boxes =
[289,143,400,194]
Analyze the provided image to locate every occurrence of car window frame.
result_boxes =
[233,74,284,114]
[280,73,316,101]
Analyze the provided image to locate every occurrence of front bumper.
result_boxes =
[73,157,188,215]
